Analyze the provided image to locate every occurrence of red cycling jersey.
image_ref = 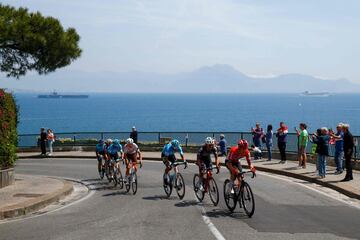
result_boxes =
[227,147,251,165]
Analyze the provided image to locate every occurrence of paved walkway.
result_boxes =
[18,151,360,200]
[0,174,73,219]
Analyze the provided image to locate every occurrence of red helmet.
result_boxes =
[237,139,248,149]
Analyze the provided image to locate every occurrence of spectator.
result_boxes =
[341,124,354,182]
[296,123,309,169]
[217,134,227,156]
[330,123,344,174]
[130,126,138,144]
[276,122,288,164]
[40,128,47,156]
[47,129,55,156]
[265,125,273,161]
[251,123,264,148]
[251,144,262,160]
[312,127,330,179]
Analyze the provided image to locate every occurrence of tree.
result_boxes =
[0,4,82,78]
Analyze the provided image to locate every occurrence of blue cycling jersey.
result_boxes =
[96,143,105,153]
[162,143,183,156]
[107,143,122,155]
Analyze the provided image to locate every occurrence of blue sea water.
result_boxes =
[15,93,360,135]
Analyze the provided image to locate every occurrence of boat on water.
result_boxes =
[300,91,330,97]
[38,91,89,99]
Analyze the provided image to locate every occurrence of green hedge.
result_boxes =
[0,89,18,169]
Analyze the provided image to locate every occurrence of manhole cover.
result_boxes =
[13,193,44,198]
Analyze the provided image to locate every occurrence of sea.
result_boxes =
[14,93,360,135]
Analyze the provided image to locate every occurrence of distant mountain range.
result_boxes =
[2,64,360,93]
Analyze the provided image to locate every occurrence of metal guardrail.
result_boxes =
[18,131,359,159]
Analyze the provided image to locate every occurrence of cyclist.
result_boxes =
[123,138,142,184]
[95,139,106,177]
[106,139,123,179]
[162,139,186,185]
[225,139,255,192]
[196,137,220,190]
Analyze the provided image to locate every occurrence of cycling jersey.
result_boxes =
[96,143,106,154]
[197,145,217,162]
[227,147,251,165]
[124,143,139,155]
[107,143,123,155]
[162,143,184,157]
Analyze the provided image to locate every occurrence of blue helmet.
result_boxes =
[171,139,180,149]
[98,139,104,144]
[113,139,120,145]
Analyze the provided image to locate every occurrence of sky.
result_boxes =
[1,0,360,83]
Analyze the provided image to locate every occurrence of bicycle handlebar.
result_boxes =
[171,161,188,169]
[239,170,256,179]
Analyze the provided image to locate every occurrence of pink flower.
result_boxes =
[0,89,4,99]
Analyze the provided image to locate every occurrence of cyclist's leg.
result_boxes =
[97,154,102,172]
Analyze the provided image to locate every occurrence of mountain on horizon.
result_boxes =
[2,64,359,93]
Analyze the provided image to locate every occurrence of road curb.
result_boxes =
[0,179,73,219]
[17,154,360,200]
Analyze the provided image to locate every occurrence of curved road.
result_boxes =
[1,158,360,240]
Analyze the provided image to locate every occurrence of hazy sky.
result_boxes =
[2,0,360,82]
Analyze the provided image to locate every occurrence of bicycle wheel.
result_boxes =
[223,179,237,212]
[131,172,138,195]
[116,167,123,189]
[193,174,204,202]
[125,175,131,193]
[240,181,255,218]
[208,178,219,206]
[163,173,172,198]
[175,173,185,200]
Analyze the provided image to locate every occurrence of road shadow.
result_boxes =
[102,191,129,197]
[205,208,248,219]
[142,195,176,201]
[174,200,198,207]
[262,162,281,166]
[82,178,102,182]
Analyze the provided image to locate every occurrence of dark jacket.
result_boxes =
[343,131,354,154]
[130,131,138,144]
[312,135,329,156]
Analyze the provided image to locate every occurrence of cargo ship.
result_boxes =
[300,91,330,97]
[38,91,89,99]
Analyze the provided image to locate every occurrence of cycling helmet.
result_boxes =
[106,139,113,144]
[237,139,248,149]
[126,138,134,144]
[171,139,180,148]
[98,139,104,144]
[113,139,120,145]
[205,137,214,145]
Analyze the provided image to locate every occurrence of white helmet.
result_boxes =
[106,138,113,144]
[126,138,134,144]
[205,137,214,145]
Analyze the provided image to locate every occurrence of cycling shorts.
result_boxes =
[162,153,176,165]
[199,157,212,170]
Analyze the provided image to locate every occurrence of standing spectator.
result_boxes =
[130,126,138,144]
[296,123,309,168]
[330,123,344,174]
[342,124,354,181]
[265,124,273,161]
[312,127,330,179]
[251,123,264,148]
[217,134,227,156]
[40,128,47,156]
[47,129,55,156]
[276,122,288,164]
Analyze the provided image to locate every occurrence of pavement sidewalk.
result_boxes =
[18,151,360,200]
[0,174,73,219]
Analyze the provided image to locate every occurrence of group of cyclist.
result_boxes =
[95,138,142,184]
[96,136,256,192]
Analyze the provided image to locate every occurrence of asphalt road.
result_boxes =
[1,158,359,240]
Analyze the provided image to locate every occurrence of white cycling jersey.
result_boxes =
[124,143,139,155]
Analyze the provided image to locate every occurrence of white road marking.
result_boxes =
[193,193,226,240]
[0,177,95,225]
